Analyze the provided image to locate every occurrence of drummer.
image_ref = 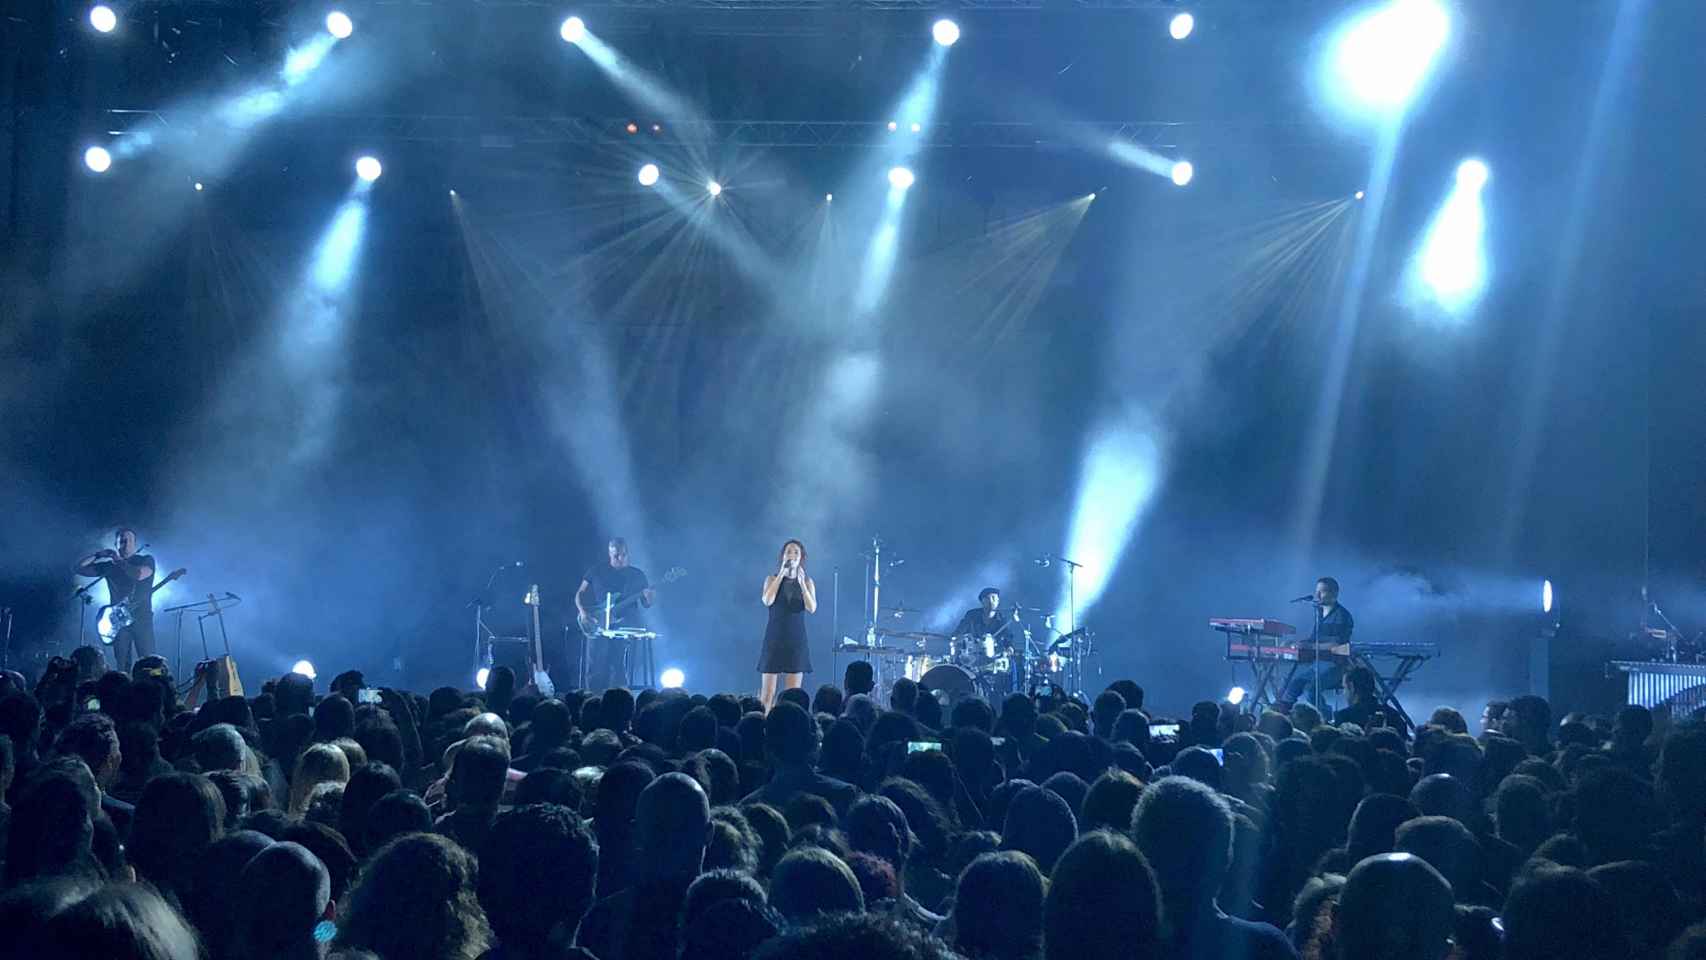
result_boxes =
[953,588,1018,656]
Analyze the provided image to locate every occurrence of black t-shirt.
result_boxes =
[1311,603,1353,644]
[954,608,1014,643]
[581,564,649,617]
[101,555,156,621]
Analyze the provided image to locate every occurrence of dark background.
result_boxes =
[2,0,1702,715]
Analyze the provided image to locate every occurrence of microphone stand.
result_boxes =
[470,563,507,687]
[73,581,98,649]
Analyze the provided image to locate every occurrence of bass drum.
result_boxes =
[920,663,978,708]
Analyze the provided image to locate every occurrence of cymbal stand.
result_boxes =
[1,604,12,672]
[198,595,235,662]
[469,563,509,685]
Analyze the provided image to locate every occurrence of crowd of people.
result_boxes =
[1,651,1705,960]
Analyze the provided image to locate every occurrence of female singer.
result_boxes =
[759,539,817,709]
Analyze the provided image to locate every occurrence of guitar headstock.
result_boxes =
[524,584,541,607]
[166,568,188,582]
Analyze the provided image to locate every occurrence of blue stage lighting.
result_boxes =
[292,659,317,680]
[1327,0,1449,114]
[1227,686,1246,706]
[706,180,722,197]
[325,11,353,39]
[1542,579,1554,614]
[660,668,685,689]
[825,193,834,204]
[933,19,960,47]
[1415,157,1489,315]
[1171,160,1194,186]
[638,163,660,186]
[476,667,490,690]
[1170,12,1195,40]
[84,146,112,173]
[89,5,117,32]
[888,166,915,190]
[1355,190,1366,200]
[355,156,382,182]
[560,16,586,43]
[194,181,204,191]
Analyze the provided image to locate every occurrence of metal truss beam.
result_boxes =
[102,109,1321,150]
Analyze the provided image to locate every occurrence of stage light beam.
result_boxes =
[560,16,586,43]
[706,180,722,197]
[1542,579,1554,614]
[90,5,117,32]
[638,163,660,187]
[1170,12,1195,40]
[1414,157,1490,316]
[84,146,112,173]
[1055,418,1164,630]
[292,660,317,680]
[932,19,960,47]
[660,668,686,689]
[1227,686,1247,706]
[888,166,915,190]
[1171,161,1194,186]
[476,667,490,690]
[355,155,381,182]
[325,11,353,39]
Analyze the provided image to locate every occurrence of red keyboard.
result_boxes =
[1208,618,1298,637]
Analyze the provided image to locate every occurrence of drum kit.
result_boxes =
[839,607,1096,708]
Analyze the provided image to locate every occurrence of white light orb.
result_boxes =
[660,668,685,689]
[325,11,353,39]
[638,163,660,186]
[355,155,382,181]
[888,166,915,190]
[90,5,117,32]
[932,19,960,47]
[707,180,722,197]
[291,660,317,680]
[83,146,112,173]
[1171,160,1194,186]
[560,16,586,43]
[1170,12,1195,40]
[1456,158,1489,190]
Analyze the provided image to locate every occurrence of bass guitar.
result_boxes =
[97,567,188,645]
[522,583,554,696]
[578,566,687,638]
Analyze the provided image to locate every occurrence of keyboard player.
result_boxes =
[1282,576,1355,713]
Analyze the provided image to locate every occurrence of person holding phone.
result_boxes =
[759,539,817,710]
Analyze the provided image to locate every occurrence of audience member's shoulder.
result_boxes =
[1220,912,1299,960]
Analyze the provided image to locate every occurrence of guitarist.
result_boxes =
[76,527,157,672]
[575,538,654,690]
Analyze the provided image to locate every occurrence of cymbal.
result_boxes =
[881,605,919,618]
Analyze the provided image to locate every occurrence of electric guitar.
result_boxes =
[97,567,188,645]
[578,566,687,638]
[523,584,554,696]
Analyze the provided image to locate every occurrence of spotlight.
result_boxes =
[194,181,204,191]
[1542,579,1554,615]
[476,667,490,690]
[638,163,660,187]
[887,121,898,132]
[1169,12,1195,40]
[291,659,317,680]
[910,122,922,134]
[1328,0,1450,113]
[706,180,723,197]
[560,15,586,43]
[625,122,639,134]
[355,155,382,182]
[1456,157,1489,190]
[932,18,960,47]
[825,193,834,203]
[448,188,456,196]
[1226,686,1246,706]
[1087,192,1097,200]
[660,668,685,689]
[1355,190,1366,200]
[1170,160,1194,186]
[83,146,112,173]
[652,124,662,133]
[89,4,117,32]
[888,166,915,190]
[325,10,353,39]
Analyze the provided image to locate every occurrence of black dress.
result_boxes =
[758,577,812,674]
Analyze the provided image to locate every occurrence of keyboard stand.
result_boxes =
[1350,651,1427,732]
